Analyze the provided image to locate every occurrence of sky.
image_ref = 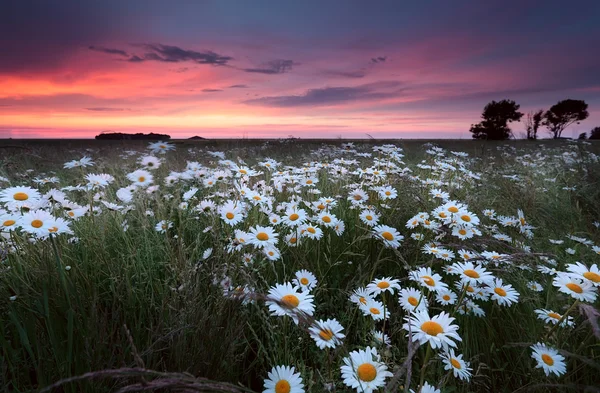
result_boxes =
[1,0,599,139]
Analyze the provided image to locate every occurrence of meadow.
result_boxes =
[0,139,599,393]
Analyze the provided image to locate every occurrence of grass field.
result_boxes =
[1,139,599,393]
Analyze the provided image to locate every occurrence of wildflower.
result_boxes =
[398,287,428,313]
[534,309,574,327]
[309,319,345,349]
[0,186,41,208]
[266,283,314,324]
[148,141,175,154]
[350,287,373,307]
[403,310,462,350]
[372,225,403,248]
[450,262,495,286]
[441,349,472,381]
[530,343,567,377]
[155,220,173,233]
[409,267,448,293]
[371,330,391,347]
[360,209,380,227]
[436,290,457,306]
[367,277,401,296]
[410,382,440,393]
[292,270,317,292]
[127,169,153,188]
[360,298,388,321]
[566,262,600,286]
[487,278,520,306]
[248,226,278,249]
[340,347,393,393]
[263,365,304,393]
[300,224,323,240]
[20,210,54,236]
[552,273,597,302]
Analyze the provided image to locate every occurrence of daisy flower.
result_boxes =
[348,188,368,204]
[367,277,401,296]
[534,309,575,327]
[372,225,403,248]
[371,330,391,347]
[148,141,175,154]
[409,267,448,293]
[127,169,153,188]
[266,283,314,324]
[20,210,55,236]
[340,347,393,393]
[403,310,462,350]
[248,225,278,249]
[360,298,388,321]
[410,382,440,393]
[316,211,337,227]
[350,287,373,307]
[0,186,41,208]
[219,201,244,226]
[292,270,317,292]
[263,246,281,261]
[1,213,20,231]
[281,208,308,227]
[301,224,323,240]
[436,290,457,306]
[155,220,173,233]
[441,349,472,381]
[449,261,495,286]
[359,210,380,227]
[527,281,544,292]
[139,155,161,170]
[398,287,428,313]
[487,278,520,306]
[530,343,567,377]
[566,262,600,286]
[309,319,345,349]
[552,273,597,302]
[378,186,397,200]
[263,365,304,393]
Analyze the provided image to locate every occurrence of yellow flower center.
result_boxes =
[451,358,462,369]
[520,217,526,226]
[439,212,447,218]
[49,226,58,233]
[354,194,362,201]
[31,219,43,228]
[138,176,146,182]
[13,192,29,201]
[548,312,561,320]
[385,191,391,196]
[357,363,377,382]
[68,211,75,217]
[466,285,474,293]
[412,220,418,226]
[448,206,459,213]
[566,283,583,293]
[541,354,554,366]
[366,215,373,221]
[159,145,166,149]
[319,329,334,341]
[317,204,325,210]
[408,296,418,306]
[359,297,367,305]
[381,231,394,241]
[422,276,435,287]
[494,287,507,297]
[226,212,234,219]
[443,295,451,301]
[306,180,313,184]
[281,294,299,309]
[583,272,600,283]
[421,321,443,336]
[369,307,380,315]
[458,229,467,236]
[289,237,297,244]
[253,196,261,200]
[289,213,299,221]
[256,232,269,241]
[322,216,331,223]
[3,220,16,226]
[377,281,390,289]
[300,277,309,285]
[463,269,480,279]
[460,215,471,222]
[307,227,316,234]
[239,169,247,174]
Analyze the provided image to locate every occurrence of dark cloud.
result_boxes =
[128,44,233,65]
[201,89,223,93]
[229,84,250,88]
[243,59,297,74]
[243,81,404,107]
[85,107,130,111]
[322,69,367,79]
[370,56,387,64]
[88,46,129,57]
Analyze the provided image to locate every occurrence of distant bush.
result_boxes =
[95,132,170,140]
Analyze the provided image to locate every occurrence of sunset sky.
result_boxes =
[1,0,599,139]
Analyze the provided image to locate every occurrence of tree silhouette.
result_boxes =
[470,100,524,140]
[590,127,600,140]
[543,99,589,139]
[524,109,544,140]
